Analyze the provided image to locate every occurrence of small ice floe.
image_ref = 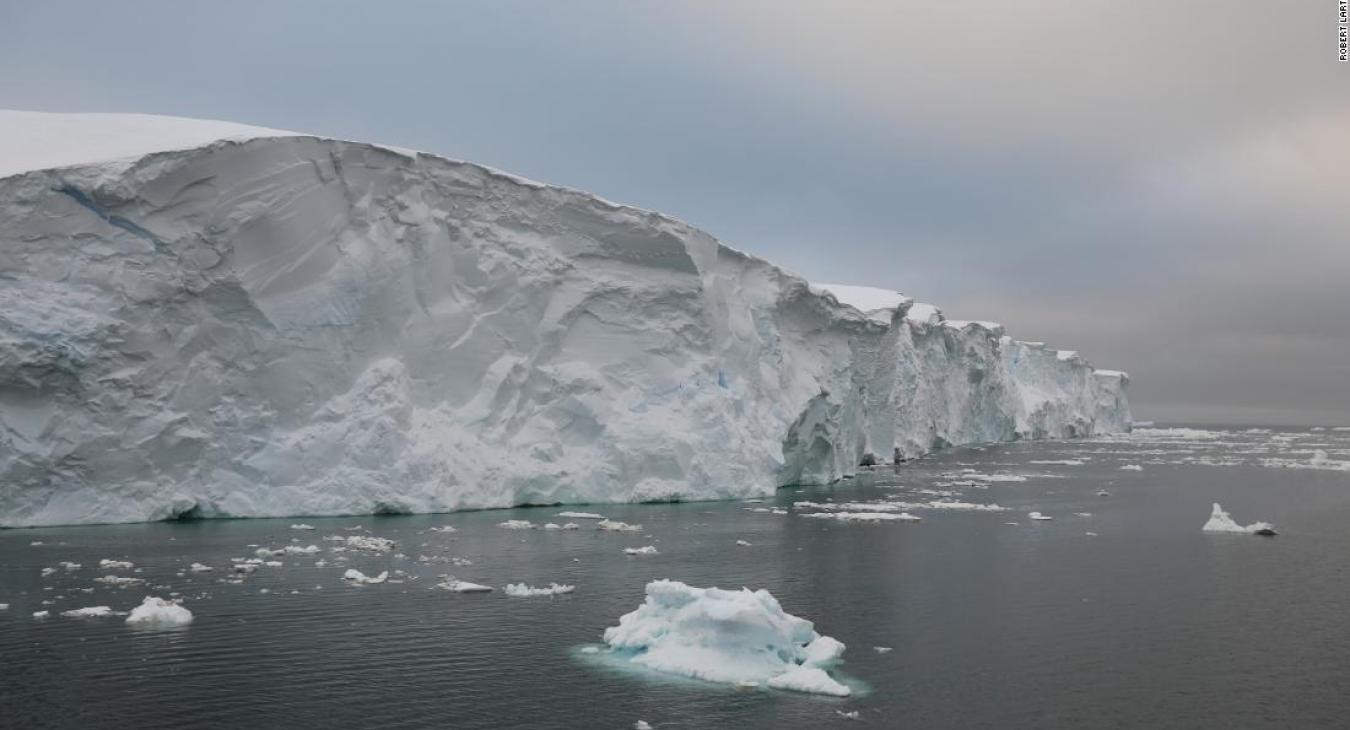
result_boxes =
[873,646,893,653]
[800,511,920,523]
[1096,490,1112,497]
[499,520,536,530]
[1029,459,1086,466]
[558,512,606,520]
[290,523,316,530]
[343,535,395,552]
[1202,503,1277,536]
[634,722,653,730]
[601,579,851,696]
[186,562,213,572]
[61,606,114,618]
[40,567,57,577]
[1120,464,1143,471]
[58,561,81,571]
[33,610,50,619]
[94,575,145,587]
[1073,512,1093,518]
[428,525,457,533]
[736,540,752,547]
[255,548,284,558]
[435,577,493,593]
[99,559,134,570]
[503,583,575,597]
[342,569,389,585]
[1085,531,1099,537]
[1028,512,1053,521]
[283,545,320,555]
[625,546,659,556]
[0,604,8,611]
[126,596,193,627]
[597,519,643,532]
[837,711,860,720]
[1311,426,1326,432]
[543,523,563,530]
[561,523,580,530]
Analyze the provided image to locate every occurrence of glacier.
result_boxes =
[0,110,1130,527]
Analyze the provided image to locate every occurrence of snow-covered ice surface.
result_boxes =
[599,580,851,696]
[0,111,1129,527]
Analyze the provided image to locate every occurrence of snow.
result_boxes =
[342,569,389,585]
[625,546,660,555]
[1202,503,1275,534]
[602,579,851,696]
[125,596,194,627]
[0,110,297,180]
[0,110,1131,527]
[503,583,575,597]
[61,606,114,618]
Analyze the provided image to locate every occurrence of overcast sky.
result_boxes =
[3,1,1346,424]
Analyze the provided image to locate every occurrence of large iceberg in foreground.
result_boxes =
[601,579,851,696]
[0,110,1131,527]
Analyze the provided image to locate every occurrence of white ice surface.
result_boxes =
[602,579,850,696]
[0,111,1131,527]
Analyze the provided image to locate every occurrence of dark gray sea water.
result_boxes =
[3,425,1349,729]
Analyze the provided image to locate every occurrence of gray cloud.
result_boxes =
[1,0,1345,424]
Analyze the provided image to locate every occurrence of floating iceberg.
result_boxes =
[601,580,850,696]
[503,583,575,597]
[342,569,389,585]
[435,577,493,593]
[799,511,921,523]
[61,606,114,618]
[0,110,1131,527]
[125,596,194,627]
[1202,503,1276,535]
[598,520,643,532]
[624,546,659,555]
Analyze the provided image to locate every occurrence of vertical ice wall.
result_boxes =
[0,118,1129,526]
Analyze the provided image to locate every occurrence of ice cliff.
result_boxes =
[0,111,1131,527]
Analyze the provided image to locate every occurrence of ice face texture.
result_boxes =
[602,579,851,695]
[0,111,1130,527]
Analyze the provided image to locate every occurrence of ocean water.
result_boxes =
[3,426,1349,729]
